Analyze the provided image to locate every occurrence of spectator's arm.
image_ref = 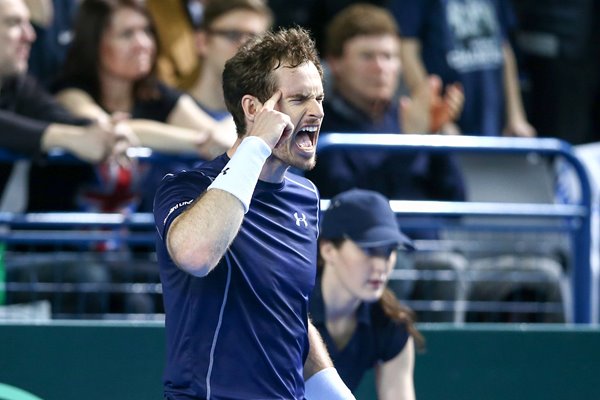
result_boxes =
[54,88,112,124]
[399,38,428,93]
[502,43,536,137]
[55,88,211,156]
[41,122,116,163]
[167,94,237,158]
[0,109,118,163]
[126,119,209,155]
[0,110,48,156]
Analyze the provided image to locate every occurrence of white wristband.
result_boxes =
[304,368,355,400]
[207,136,271,213]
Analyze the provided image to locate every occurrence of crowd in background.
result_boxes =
[2,0,599,216]
[0,0,599,315]
[0,3,596,396]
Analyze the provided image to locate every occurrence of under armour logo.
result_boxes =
[222,167,230,175]
[293,212,308,227]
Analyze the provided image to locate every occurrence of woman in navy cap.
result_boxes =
[310,188,424,399]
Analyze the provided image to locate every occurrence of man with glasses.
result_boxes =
[187,0,272,121]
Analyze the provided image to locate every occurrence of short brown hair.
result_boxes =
[200,0,273,30]
[223,27,323,137]
[325,3,400,58]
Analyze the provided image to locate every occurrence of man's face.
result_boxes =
[270,61,324,171]
[329,34,401,106]
[198,10,270,78]
[0,0,35,77]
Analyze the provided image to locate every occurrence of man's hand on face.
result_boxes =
[246,90,294,149]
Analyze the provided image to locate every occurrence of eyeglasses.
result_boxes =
[207,29,259,45]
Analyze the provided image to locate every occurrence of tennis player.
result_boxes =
[154,27,354,399]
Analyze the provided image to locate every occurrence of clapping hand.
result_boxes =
[429,76,463,133]
[400,75,464,135]
[108,112,140,168]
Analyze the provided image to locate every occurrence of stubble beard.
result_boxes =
[272,145,317,172]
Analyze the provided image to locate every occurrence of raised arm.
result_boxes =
[165,91,291,276]
[375,336,416,400]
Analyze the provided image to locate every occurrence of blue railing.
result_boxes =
[317,134,594,324]
[0,134,595,323]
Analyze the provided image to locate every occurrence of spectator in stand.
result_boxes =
[0,0,131,207]
[312,189,424,398]
[187,0,272,122]
[391,0,535,137]
[305,3,465,224]
[0,0,135,316]
[53,0,237,212]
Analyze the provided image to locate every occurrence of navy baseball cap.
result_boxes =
[320,189,414,250]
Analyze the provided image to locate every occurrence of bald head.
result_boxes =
[0,0,36,78]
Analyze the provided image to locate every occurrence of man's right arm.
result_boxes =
[166,189,245,277]
[165,90,290,277]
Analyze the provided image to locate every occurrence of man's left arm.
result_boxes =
[304,320,355,400]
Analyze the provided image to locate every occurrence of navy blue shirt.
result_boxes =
[391,0,516,136]
[154,153,320,399]
[309,277,410,392]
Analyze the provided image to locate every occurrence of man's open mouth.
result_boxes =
[294,125,318,150]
